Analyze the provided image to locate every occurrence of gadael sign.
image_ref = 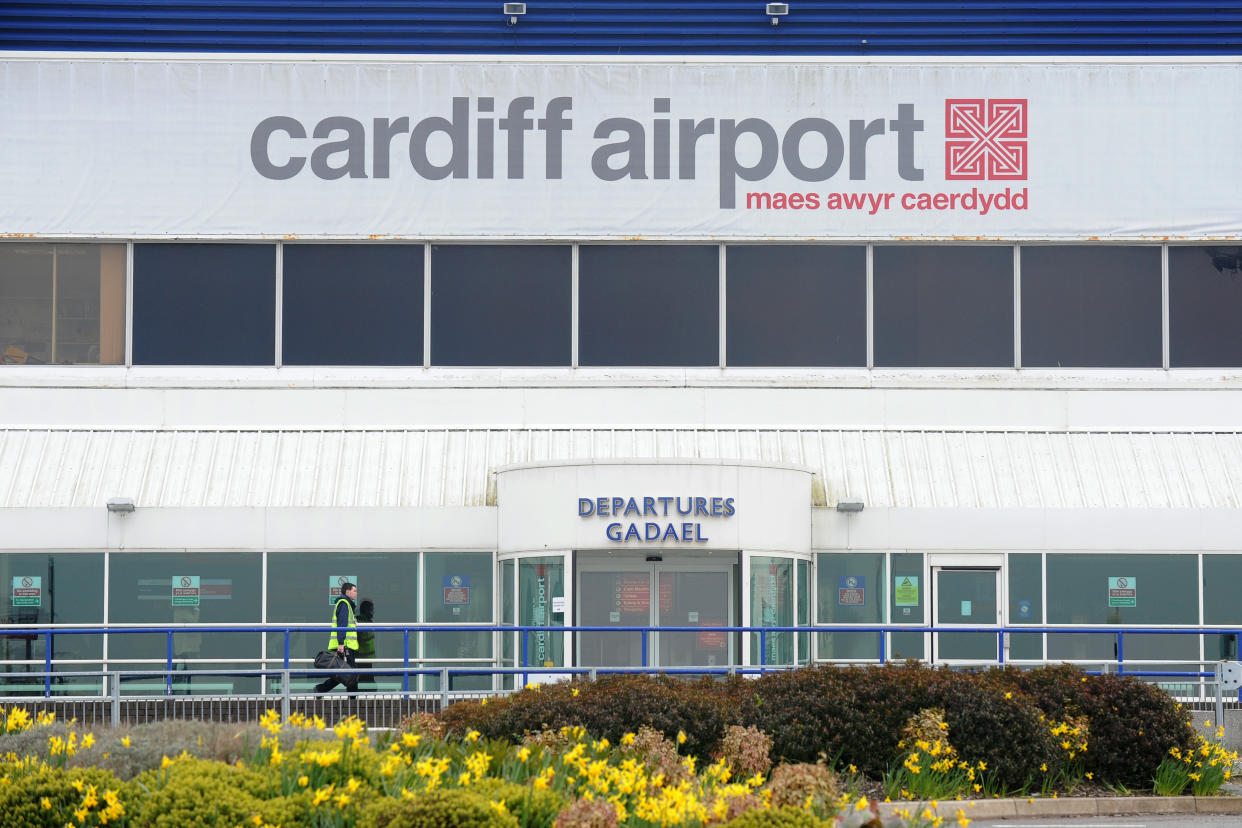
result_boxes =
[579,495,736,543]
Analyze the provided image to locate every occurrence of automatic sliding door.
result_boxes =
[578,570,649,668]
[657,570,731,668]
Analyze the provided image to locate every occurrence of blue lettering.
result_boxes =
[645,522,661,540]
[677,497,693,515]
[597,497,609,516]
[624,497,641,516]
[661,523,680,542]
[695,523,708,541]
[624,523,641,541]
[659,496,674,515]
[579,497,594,516]
[711,496,723,516]
[643,496,657,515]
[681,522,694,540]
[612,497,624,516]
[694,496,709,516]
[606,522,622,541]
[723,497,735,517]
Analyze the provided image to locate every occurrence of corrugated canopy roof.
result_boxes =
[2,427,1240,510]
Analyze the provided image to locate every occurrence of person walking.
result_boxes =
[355,599,375,692]
[315,581,359,695]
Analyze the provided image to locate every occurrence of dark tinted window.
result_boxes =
[1021,246,1161,368]
[579,245,718,367]
[134,244,275,365]
[283,245,423,366]
[726,246,865,367]
[1170,246,1242,367]
[874,246,1013,367]
[431,245,570,366]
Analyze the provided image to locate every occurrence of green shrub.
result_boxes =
[471,777,567,828]
[440,674,729,760]
[360,788,519,828]
[723,805,833,828]
[128,756,277,828]
[996,664,1195,787]
[0,766,128,828]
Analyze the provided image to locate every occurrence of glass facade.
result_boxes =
[0,548,1230,681]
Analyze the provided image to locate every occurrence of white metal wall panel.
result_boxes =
[2,428,1242,511]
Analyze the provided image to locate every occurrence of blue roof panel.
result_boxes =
[3,1,1242,55]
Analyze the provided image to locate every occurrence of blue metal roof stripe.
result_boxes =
[3,0,1242,55]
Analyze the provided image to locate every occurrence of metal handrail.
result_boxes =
[3,622,1241,697]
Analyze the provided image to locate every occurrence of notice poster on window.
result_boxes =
[838,575,866,606]
[1107,576,1137,608]
[617,574,650,614]
[329,575,358,606]
[171,575,200,606]
[11,576,41,607]
[443,575,470,605]
[894,576,920,607]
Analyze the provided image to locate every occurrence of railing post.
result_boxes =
[283,631,290,670]
[1117,632,1125,674]
[760,630,768,671]
[589,668,597,682]
[440,667,449,712]
[641,630,648,669]
[402,631,410,694]
[43,631,53,697]
[521,629,529,688]
[166,631,174,695]
[997,629,1005,666]
[109,671,121,727]
[281,670,291,721]
[1216,662,1225,735]
[879,630,886,664]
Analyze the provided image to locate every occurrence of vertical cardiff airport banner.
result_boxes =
[1,58,1239,239]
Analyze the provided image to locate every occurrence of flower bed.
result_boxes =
[0,665,1235,828]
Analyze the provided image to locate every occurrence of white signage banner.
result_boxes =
[2,57,1240,239]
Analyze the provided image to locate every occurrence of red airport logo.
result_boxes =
[945,99,1028,180]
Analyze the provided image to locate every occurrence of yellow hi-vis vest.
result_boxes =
[327,598,359,651]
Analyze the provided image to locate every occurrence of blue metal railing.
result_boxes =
[1,622,1239,698]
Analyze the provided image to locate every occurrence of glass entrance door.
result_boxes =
[933,568,1000,662]
[575,555,736,669]
[657,570,731,667]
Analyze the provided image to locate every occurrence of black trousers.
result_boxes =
[314,649,358,693]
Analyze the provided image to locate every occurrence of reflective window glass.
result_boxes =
[1021,246,1161,368]
[579,245,718,366]
[0,553,104,689]
[423,552,493,690]
[0,243,126,365]
[108,552,262,693]
[431,245,570,366]
[1169,246,1242,367]
[815,552,884,661]
[726,246,865,366]
[1007,553,1043,660]
[133,244,275,365]
[266,552,420,674]
[1046,553,1197,661]
[874,246,1013,367]
[750,556,793,666]
[1204,555,1242,660]
[283,244,423,366]
[890,552,924,660]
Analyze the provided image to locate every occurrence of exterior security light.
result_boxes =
[106,497,135,513]
[766,3,789,24]
[504,2,526,24]
[836,499,865,513]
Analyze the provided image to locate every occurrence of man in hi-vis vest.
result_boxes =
[315,581,359,694]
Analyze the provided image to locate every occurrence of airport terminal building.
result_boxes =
[2,2,1242,691]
